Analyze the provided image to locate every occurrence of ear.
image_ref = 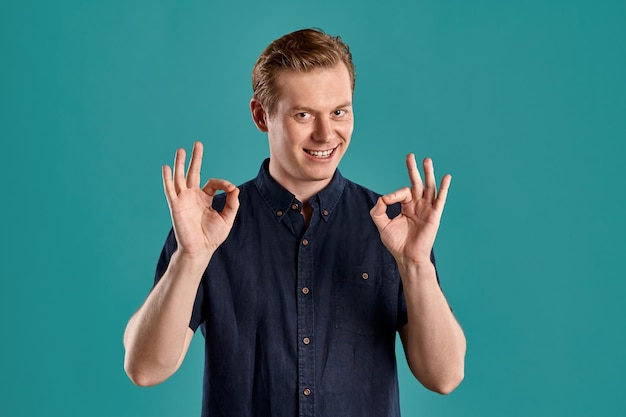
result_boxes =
[250,98,268,132]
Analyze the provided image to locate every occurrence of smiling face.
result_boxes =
[251,63,354,200]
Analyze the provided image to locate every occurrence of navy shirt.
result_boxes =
[155,160,437,417]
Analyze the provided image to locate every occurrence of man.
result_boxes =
[124,28,465,417]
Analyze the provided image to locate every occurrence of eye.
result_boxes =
[333,109,347,117]
[295,112,312,120]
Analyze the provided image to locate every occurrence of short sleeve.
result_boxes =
[154,228,177,285]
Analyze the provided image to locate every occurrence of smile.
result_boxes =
[305,146,337,159]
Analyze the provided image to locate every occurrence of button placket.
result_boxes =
[297,230,315,415]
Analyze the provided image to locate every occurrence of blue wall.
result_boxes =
[2,1,625,416]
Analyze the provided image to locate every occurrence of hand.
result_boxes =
[162,142,240,259]
[370,154,451,266]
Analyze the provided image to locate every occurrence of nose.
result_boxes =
[311,116,334,143]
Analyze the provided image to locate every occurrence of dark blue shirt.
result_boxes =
[155,160,437,417]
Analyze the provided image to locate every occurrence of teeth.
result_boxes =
[307,148,334,158]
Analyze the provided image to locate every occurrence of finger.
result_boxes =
[202,178,238,197]
[162,165,176,202]
[381,186,412,205]
[434,174,452,212]
[173,148,187,194]
[406,153,424,199]
[423,157,436,202]
[186,141,203,189]
[221,187,240,222]
[369,197,391,232]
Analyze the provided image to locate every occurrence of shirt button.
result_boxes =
[302,287,310,295]
[323,209,329,216]
[292,203,299,211]
[303,388,312,396]
[302,238,309,246]
[303,337,310,345]
[362,272,369,280]
[276,210,283,216]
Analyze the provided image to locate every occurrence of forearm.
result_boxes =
[123,251,210,386]
[398,261,466,394]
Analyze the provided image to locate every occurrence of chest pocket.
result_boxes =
[333,265,399,336]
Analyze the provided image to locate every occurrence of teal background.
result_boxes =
[2,0,625,416]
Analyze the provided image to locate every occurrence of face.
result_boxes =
[251,63,354,198]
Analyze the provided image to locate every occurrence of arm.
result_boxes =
[123,142,240,386]
[370,154,465,394]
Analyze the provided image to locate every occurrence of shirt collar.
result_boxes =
[254,159,346,223]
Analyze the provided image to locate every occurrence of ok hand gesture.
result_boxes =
[370,154,451,266]
[162,142,240,260]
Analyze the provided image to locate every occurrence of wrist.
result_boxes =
[397,258,438,285]
[169,250,213,280]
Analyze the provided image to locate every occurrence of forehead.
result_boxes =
[274,63,353,110]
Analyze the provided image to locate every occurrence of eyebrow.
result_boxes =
[288,102,353,113]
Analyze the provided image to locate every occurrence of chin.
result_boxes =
[305,166,338,181]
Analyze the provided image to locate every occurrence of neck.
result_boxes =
[280,181,325,229]
[283,177,331,204]
[269,172,333,205]
[302,202,313,227]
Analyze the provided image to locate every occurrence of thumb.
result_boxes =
[221,187,240,223]
[370,197,390,232]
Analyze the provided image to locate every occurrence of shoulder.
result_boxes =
[343,178,379,198]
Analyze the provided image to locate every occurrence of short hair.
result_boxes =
[252,28,356,116]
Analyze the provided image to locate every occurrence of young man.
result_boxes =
[124,28,465,417]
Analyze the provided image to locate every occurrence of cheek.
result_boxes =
[285,124,312,143]
[339,123,354,139]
